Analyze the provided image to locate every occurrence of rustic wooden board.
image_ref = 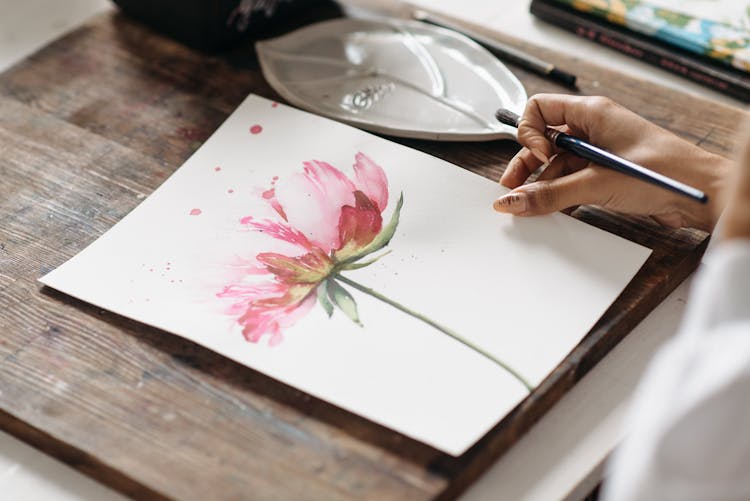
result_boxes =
[0,7,744,500]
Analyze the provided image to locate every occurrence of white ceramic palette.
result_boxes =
[257,17,527,141]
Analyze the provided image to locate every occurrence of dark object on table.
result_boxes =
[530,0,750,102]
[414,9,577,89]
[112,0,333,51]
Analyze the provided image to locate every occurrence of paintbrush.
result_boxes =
[495,108,708,203]
[413,9,577,89]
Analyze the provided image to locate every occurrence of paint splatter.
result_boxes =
[190,208,202,216]
[214,166,222,172]
[240,215,253,225]
[250,124,263,134]
[271,102,279,108]
[228,189,235,194]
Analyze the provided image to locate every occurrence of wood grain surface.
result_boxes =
[0,6,745,500]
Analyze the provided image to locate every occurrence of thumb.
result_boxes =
[493,170,595,216]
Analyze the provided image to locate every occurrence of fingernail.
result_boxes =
[493,192,528,214]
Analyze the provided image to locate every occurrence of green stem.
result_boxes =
[333,274,533,392]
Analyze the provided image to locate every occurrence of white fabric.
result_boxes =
[604,240,750,501]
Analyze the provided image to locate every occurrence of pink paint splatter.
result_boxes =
[189,208,202,216]
[228,189,235,194]
[214,166,222,172]
[250,124,263,135]
[240,215,253,225]
[271,102,279,108]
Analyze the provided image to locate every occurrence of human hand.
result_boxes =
[494,94,732,231]
[722,129,750,240]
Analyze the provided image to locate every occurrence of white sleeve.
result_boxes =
[604,240,750,501]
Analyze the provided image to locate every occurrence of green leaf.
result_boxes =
[341,192,403,265]
[326,279,362,327]
[337,250,392,271]
[317,283,334,318]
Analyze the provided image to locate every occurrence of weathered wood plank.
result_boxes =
[0,8,745,500]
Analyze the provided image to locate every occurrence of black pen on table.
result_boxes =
[495,108,709,203]
[412,10,577,89]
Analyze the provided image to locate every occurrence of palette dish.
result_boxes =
[257,18,527,141]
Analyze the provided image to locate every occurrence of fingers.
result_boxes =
[494,169,600,216]
[535,152,587,183]
[516,94,614,163]
[500,147,546,188]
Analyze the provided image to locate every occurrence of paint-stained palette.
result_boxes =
[256,18,527,141]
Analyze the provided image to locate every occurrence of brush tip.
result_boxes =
[495,108,520,128]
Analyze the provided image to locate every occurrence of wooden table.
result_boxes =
[0,6,743,500]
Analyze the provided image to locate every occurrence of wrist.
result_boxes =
[722,198,750,239]
[677,152,732,232]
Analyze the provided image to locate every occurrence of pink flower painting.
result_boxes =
[217,152,531,391]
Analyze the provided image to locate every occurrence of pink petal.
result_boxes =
[335,191,382,259]
[274,160,356,252]
[247,218,316,253]
[223,283,317,346]
[217,282,284,316]
[261,187,288,220]
[353,152,389,211]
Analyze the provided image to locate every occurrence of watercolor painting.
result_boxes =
[40,94,651,456]
[217,152,532,390]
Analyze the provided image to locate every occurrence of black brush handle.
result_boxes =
[548,67,577,88]
[548,129,708,203]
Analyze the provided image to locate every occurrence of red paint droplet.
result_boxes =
[190,208,202,216]
[240,215,253,224]
[214,166,221,172]
[250,124,263,134]
[271,102,279,108]
[227,189,234,194]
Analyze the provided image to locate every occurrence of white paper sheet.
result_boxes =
[40,94,651,456]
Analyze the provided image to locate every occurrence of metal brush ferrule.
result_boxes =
[545,128,561,144]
